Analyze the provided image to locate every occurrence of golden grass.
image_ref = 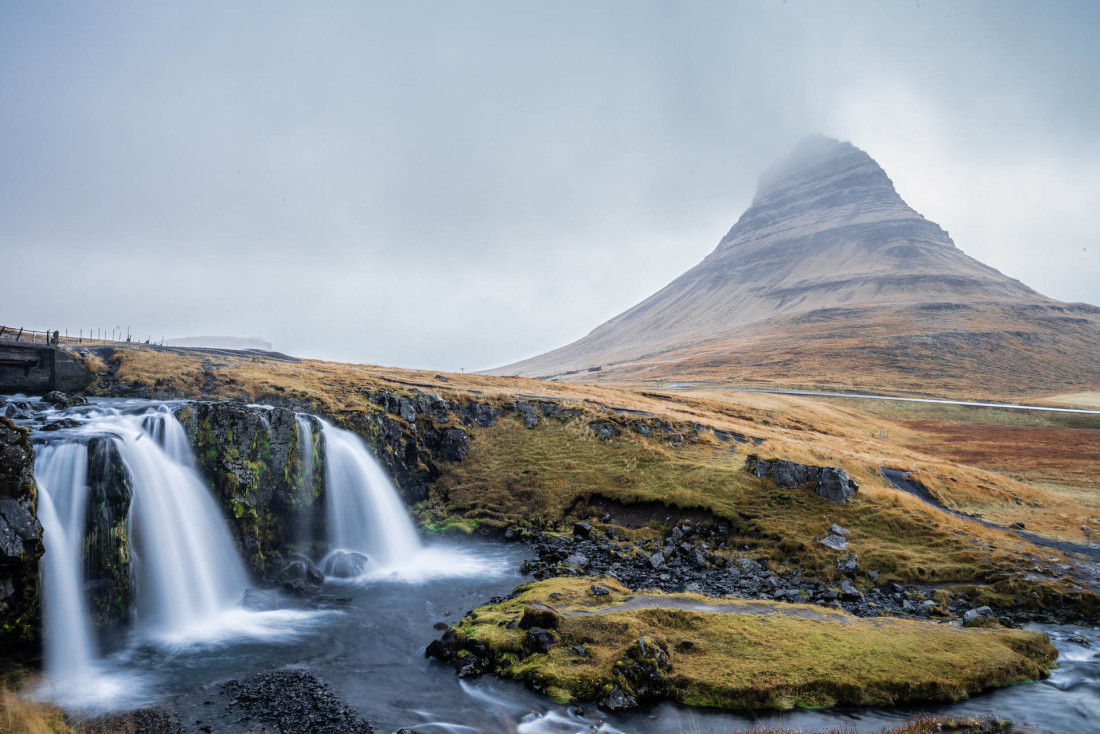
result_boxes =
[449,577,1056,711]
[0,687,72,734]
[85,346,1100,592]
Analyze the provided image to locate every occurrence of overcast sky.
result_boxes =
[2,1,1098,371]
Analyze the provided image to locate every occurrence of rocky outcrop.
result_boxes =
[745,456,858,504]
[0,416,44,653]
[83,437,133,632]
[175,401,322,577]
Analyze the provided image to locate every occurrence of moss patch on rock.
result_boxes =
[430,577,1056,712]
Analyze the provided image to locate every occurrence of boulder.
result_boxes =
[275,557,325,595]
[590,422,617,441]
[323,550,369,579]
[616,636,672,698]
[771,460,821,489]
[512,401,540,429]
[41,391,89,408]
[816,467,859,504]
[573,522,593,539]
[963,606,994,626]
[820,534,850,551]
[602,686,637,711]
[564,553,589,569]
[524,627,558,655]
[519,603,560,630]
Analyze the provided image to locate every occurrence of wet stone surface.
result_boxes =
[510,521,1065,626]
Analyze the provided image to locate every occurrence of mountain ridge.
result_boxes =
[489,136,1100,398]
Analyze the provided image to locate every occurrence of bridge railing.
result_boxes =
[0,326,159,347]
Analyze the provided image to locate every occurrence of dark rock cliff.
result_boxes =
[0,416,44,653]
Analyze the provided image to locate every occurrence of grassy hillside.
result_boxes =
[75,345,1100,619]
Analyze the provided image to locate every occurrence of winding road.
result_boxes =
[878,468,1100,561]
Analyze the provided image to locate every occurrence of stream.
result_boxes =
[5,397,1098,733]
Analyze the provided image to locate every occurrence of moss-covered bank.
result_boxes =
[429,577,1057,712]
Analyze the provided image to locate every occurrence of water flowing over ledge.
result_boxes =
[17,398,498,711]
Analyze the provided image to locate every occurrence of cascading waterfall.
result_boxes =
[35,442,98,684]
[294,414,316,545]
[119,410,250,638]
[32,404,254,697]
[319,419,421,569]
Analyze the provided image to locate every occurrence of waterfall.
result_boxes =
[118,411,250,638]
[294,414,316,545]
[35,406,251,652]
[319,420,421,568]
[35,442,97,683]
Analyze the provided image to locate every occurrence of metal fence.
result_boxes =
[0,325,162,347]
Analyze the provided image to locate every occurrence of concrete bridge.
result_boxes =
[0,343,93,394]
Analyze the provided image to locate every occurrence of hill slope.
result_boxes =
[490,136,1100,398]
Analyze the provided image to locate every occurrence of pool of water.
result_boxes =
[46,536,1098,733]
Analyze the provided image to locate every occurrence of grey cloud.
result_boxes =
[1,1,1097,370]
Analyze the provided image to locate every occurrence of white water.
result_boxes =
[317,419,503,582]
[120,411,251,641]
[35,443,97,681]
[319,419,421,567]
[294,414,316,544]
[30,405,271,707]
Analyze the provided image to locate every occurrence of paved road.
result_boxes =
[730,388,1100,416]
[879,468,1100,561]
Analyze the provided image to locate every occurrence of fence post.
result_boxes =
[15,328,23,342]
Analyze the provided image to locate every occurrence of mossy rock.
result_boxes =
[433,577,1057,712]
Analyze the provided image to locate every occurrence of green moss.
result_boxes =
[420,517,480,535]
[440,578,1057,712]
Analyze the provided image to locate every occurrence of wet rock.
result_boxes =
[398,397,417,423]
[425,638,448,660]
[0,417,43,653]
[602,685,637,711]
[524,627,558,655]
[275,556,325,595]
[459,402,501,428]
[40,418,81,431]
[747,457,858,504]
[324,550,370,579]
[42,390,89,407]
[218,669,373,734]
[573,521,593,539]
[771,460,821,489]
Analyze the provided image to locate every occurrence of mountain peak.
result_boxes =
[720,136,920,255]
[487,138,1098,396]
[755,135,860,201]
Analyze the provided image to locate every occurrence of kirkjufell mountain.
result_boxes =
[493,136,1100,397]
